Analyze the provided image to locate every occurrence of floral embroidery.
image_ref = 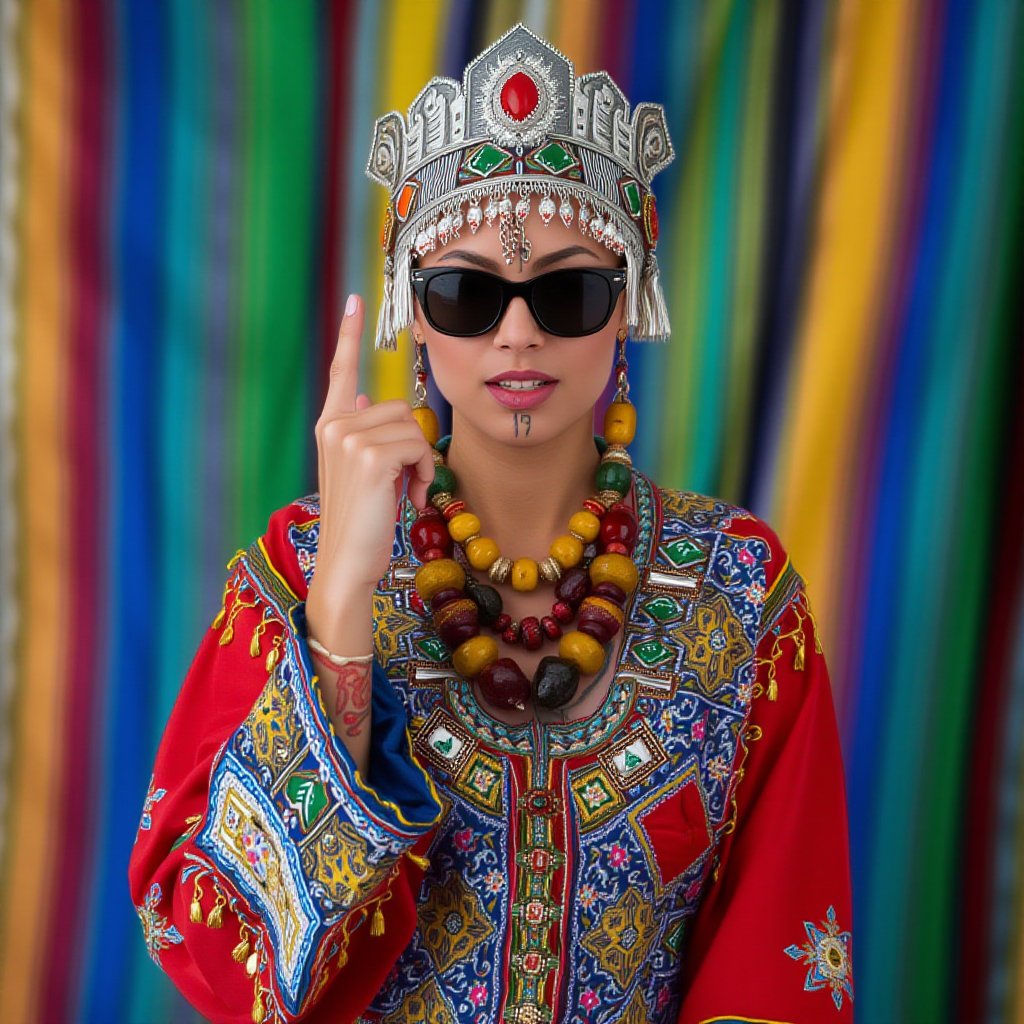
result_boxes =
[581,988,600,1012]
[784,904,854,1011]
[484,869,504,893]
[242,822,271,884]
[579,883,599,909]
[469,983,488,1006]
[137,774,166,836]
[136,882,184,966]
[608,844,630,869]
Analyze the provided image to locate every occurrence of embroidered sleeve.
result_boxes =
[675,579,855,1023]
[128,502,443,1024]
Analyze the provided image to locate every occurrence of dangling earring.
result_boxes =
[601,326,637,484]
[410,330,440,446]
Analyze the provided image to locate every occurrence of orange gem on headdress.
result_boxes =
[500,71,539,121]
[396,180,419,221]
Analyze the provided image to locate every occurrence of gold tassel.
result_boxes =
[219,624,235,646]
[370,903,385,937]
[232,924,251,963]
[207,890,226,928]
[405,851,431,871]
[767,678,778,702]
[265,637,281,673]
[211,577,232,630]
[189,877,204,924]
[245,952,259,976]
[251,978,266,1024]
[336,945,348,969]
[794,632,805,671]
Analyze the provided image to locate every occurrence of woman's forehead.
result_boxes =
[416,209,618,274]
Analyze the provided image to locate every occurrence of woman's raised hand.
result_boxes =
[309,295,436,601]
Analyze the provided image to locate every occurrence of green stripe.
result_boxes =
[907,2,1024,1017]
[236,0,316,545]
[720,2,779,498]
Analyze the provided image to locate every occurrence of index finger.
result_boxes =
[323,293,363,418]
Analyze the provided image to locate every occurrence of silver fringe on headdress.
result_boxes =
[365,23,675,350]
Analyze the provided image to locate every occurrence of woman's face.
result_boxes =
[411,204,626,448]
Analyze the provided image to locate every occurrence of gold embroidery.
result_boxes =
[417,872,495,974]
[580,887,657,990]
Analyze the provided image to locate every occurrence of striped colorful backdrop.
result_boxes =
[1,0,1021,1021]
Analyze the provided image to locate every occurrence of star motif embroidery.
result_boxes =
[135,882,184,966]
[784,904,853,1011]
[137,774,166,838]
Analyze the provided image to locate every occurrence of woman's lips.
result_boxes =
[484,380,558,410]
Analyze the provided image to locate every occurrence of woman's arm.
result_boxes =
[128,500,443,1023]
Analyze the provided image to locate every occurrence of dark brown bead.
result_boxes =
[520,617,543,651]
[592,581,627,605]
[540,615,563,640]
[555,566,590,607]
[532,657,580,709]
[429,588,463,611]
[577,599,620,645]
[477,658,531,710]
[464,579,503,626]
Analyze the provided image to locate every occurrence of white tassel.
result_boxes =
[624,243,642,329]
[374,260,397,351]
[637,250,671,340]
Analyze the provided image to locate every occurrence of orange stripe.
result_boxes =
[0,0,69,1017]
[773,0,918,659]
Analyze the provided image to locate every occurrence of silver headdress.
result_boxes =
[365,22,675,350]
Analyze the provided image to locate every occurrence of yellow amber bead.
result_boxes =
[411,405,440,446]
[603,401,636,446]
[549,534,584,569]
[465,537,500,571]
[589,552,639,593]
[510,558,539,591]
[559,631,606,674]
[414,558,465,601]
[448,513,482,543]
[568,510,601,542]
[452,634,499,678]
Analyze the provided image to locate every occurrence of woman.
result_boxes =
[129,24,854,1024]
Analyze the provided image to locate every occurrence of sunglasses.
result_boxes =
[410,266,627,338]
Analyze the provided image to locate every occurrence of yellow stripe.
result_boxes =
[372,0,450,404]
[0,0,69,1017]
[762,554,792,604]
[773,0,917,663]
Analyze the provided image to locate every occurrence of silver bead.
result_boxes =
[488,556,513,584]
[538,557,563,584]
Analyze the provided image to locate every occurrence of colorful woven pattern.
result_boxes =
[0,2,1021,1022]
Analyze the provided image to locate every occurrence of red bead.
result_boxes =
[552,601,575,624]
[423,547,447,561]
[409,590,427,616]
[499,71,539,122]
[493,613,512,632]
[441,500,466,520]
[477,658,531,710]
[502,622,521,644]
[520,616,543,651]
[541,615,563,640]
[411,515,451,559]
[429,588,463,611]
[578,597,621,645]
[582,498,606,517]
[592,581,627,605]
[600,503,637,551]
[434,598,479,649]
[555,567,590,607]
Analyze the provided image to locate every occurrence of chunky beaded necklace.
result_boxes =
[409,398,640,713]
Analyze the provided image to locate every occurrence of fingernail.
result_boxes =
[345,294,357,317]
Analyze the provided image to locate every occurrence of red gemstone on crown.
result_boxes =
[500,71,539,122]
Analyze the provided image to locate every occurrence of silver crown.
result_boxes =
[365,23,674,350]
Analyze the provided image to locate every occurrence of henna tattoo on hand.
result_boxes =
[310,648,372,737]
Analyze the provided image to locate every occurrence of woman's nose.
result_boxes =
[493,296,544,350]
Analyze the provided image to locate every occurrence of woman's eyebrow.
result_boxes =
[437,245,598,271]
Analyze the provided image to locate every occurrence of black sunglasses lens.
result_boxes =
[424,271,503,335]
[532,270,613,335]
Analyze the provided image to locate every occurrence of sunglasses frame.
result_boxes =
[409,265,628,338]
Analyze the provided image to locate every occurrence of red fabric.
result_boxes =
[675,573,855,1022]
[127,502,434,1023]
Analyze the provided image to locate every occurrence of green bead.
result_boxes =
[428,464,457,499]
[595,459,631,494]
[593,435,608,455]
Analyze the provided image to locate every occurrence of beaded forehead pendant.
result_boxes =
[365,22,675,351]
